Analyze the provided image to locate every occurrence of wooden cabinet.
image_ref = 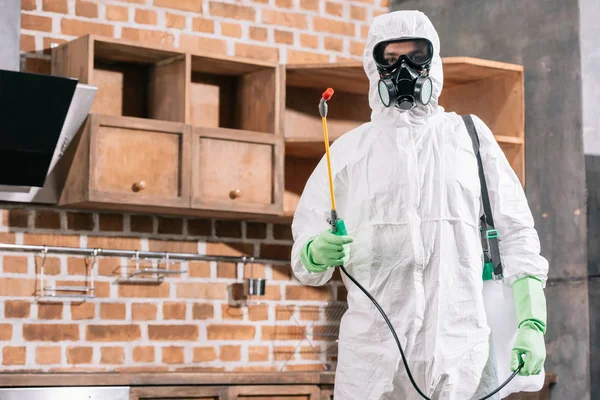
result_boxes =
[130,386,228,399]
[60,114,190,211]
[191,128,284,215]
[228,385,320,399]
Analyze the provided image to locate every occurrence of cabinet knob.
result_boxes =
[132,181,146,192]
[229,189,242,200]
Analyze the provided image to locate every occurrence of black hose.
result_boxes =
[338,265,524,400]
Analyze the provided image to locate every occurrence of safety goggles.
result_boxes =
[373,38,433,72]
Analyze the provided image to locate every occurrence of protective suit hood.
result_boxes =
[363,10,444,128]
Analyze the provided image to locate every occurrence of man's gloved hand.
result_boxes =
[510,276,547,376]
[300,226,353,273]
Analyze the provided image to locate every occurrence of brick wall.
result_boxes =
[20,0,388,63]
[7,0,385,373]
[0,206,347,371]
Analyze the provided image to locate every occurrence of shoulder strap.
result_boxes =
[461,114,503,279]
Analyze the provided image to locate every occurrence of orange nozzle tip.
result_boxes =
[322,88,334,101]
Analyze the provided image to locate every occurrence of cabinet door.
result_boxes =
[228,385,320,400]
[191,127,283,215]
[89,114,190,208]
[130,386,227,400]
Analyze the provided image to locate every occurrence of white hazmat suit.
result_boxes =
[290,10,549,400]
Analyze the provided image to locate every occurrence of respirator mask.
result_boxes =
[373,38,434,110]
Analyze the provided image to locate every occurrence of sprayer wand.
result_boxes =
[317,87,522,400]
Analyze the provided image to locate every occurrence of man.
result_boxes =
[290,10,549,400]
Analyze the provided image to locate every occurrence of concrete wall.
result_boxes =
[390,1,590,398]
[581,0,600,396]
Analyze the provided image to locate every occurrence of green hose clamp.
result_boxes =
[486,229,498,239]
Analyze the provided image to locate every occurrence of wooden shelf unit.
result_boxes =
[51,35,526,222]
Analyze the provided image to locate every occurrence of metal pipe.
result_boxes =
[0,243,290,265]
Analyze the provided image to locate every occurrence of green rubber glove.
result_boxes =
[299,224,353,273]
[510,276,547,376]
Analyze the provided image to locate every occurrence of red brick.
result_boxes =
[248,304,269,321]
[76,0,98,17]
[243,263,266,279]
[274,29,294,45]
[313,16,354,35]
[135,9,157,25]
[154,0,203,12]
[71,303,95,320]
[262,325,306,341]
[249,346,269,362]
[249,26,268,42]
[180,35,226,55]
[192,17,214,33]
[276,0,293,7]
[133,346,154,362]
[132,303,157,320]
[21,14,52,32]
[324,37,344,52]
[192,303,213,320]
[207,324,255,340]
[148,325,198,341]
[116,366,170,373]
[38,303,63,320]
[260,243,291,260]
[263,284,282,300]
[262,9,307,29]
[86,325,141,342]
[361,25,369,39]
[272,265,293,281]
[0,324,12,340]
[67,257,87,275]
[274,345,295,361]
[220,345,240,361]
[130,215,153,233]
[66,212,94,231]
[0,278,36,296]
[98,257,120,277]
[235,43,279,62]
[299,0,318,11]
[3,347,26,365]
[221,22,242,38]
[62,19,113,37]
[373,7,387,18]
[87,236,139,251]
[22,0,37,10]
[99,214,123,232]
[122,28,174,47]
[351,41,365,57]
[148,238,196,253]
[43,0,67,13]
[5,300,30,318]
[101,347,125,364]
[326,1,343,16]
[118,282,170,298]
[222,304,243,320]
[216,262,236,279]
[300,306,321,321]
[276,305,294,320]
[23,324,79,341]
[36,346,61,365]
[233,366,278,372]
[209,2,255,20]
[286,285,331,301]
[6,209,29,227]
[188,261,210,278]
[193,347,216,362]
[157,217,183,235]
[166,12,186,29]
[106,5,129,22]
[206,242,253,257]
[23,233,80,247]
[162,346,184,364]
[34,255,61,275]
[215,220,242,238]
[351,5,367,21]
[290,49,331,63]
[285,363,323,371]
[300,34,319,49]
[177,282,227,300]
[164,302,186,320]
[67,346,93,364]
[3,255,28,274]
[100,303,126,320]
